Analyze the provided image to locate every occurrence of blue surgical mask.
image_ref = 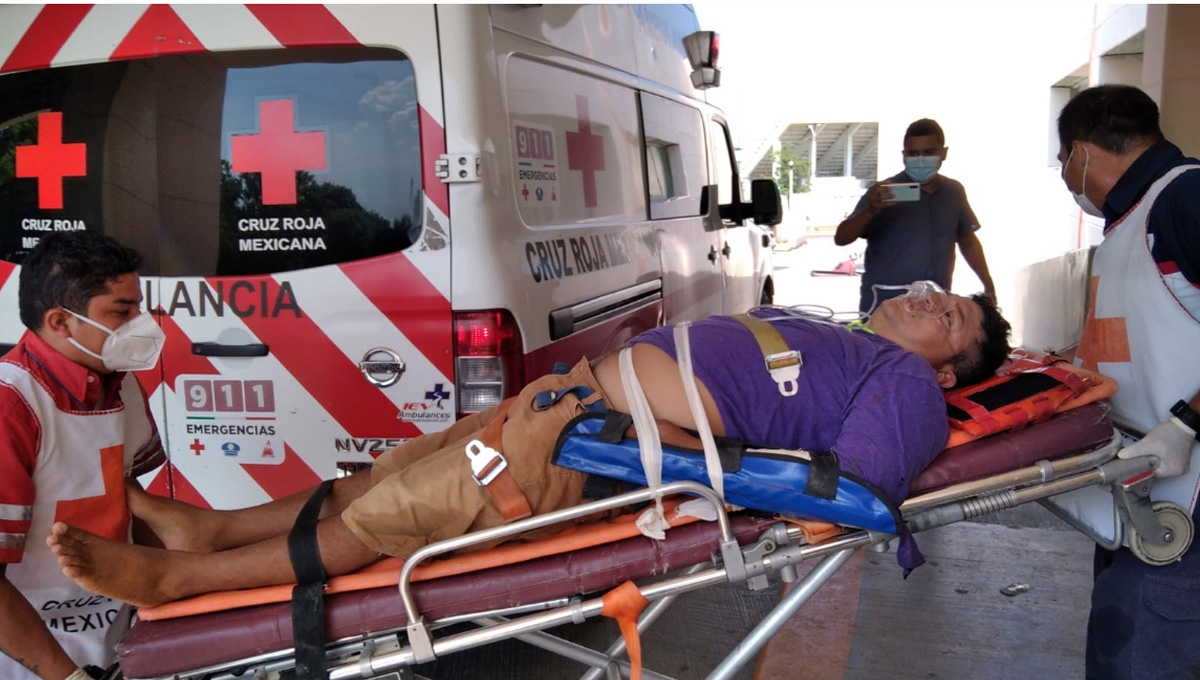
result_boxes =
[904,155,941,184]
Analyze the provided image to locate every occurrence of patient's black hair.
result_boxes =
[950,293,1011,387]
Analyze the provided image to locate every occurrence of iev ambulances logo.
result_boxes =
[397,383,453,423]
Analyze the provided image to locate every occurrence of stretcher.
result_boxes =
[111,397,1196,680]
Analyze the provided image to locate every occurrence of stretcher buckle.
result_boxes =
[465,439,507,486]
[764,350,801,397]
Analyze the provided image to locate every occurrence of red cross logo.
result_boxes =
[190,438,206,456]
[230,99,326,205]
[15,112,87,210]
[1077,276,1131,372]
[566,95,605,208]
[521,184,530,201]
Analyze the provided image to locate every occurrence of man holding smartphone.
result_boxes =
[834,118,995,314]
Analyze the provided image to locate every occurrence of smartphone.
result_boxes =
[883,182,921,202]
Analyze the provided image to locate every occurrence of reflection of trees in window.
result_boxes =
[0,119,42,262]
[217,160,422,276]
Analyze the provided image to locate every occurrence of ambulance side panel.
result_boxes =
[443,5,730,380]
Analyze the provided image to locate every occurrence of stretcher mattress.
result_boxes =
[116,402,1115,678]
[117,514,780,678]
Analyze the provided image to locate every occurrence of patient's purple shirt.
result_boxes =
[632,314,949,504]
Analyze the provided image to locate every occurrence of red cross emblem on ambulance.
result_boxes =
[566,95,605,208]
[230,99,327,205]
[15,112,87,210]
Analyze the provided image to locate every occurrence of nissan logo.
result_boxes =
[359,347,406,387]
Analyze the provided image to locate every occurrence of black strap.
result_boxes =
[597,410,634,444]
[804,450,840,499]
[287,478,335,679]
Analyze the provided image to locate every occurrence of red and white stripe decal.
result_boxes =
[219,275,424,439]
[134,308,218,399]
[240,443,321,499]
[139,307,325,502]
[0,4,91,74]
[144,462,211,509]
[0,261,14,293]
[340,255,453,378]
[109,4,205,61]
[420,105,449,217]
[246,4,359,48]
[2,4,361,73]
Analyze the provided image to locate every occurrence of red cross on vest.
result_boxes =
[566,95,605,208]
[230,99,326,205]
[1077,275,1131,372]
[15,112,87,210]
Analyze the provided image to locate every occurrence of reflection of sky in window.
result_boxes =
[220,60,420,223]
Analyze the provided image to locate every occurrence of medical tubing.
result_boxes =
[619,346,668,521]
[673,323,725,500]
[747,304,865,329]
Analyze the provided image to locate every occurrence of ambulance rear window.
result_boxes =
[0,48,421,277]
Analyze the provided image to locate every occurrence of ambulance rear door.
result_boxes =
[0,5,452,510]
[152,8,452,509]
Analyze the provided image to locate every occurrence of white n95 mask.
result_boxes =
[1063,146,1105,218]
[66,309,166,372]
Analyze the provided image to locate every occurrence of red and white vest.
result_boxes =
[0,362,153,678]
[1049,165,1200,543]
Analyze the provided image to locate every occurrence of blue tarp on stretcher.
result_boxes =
[552,412,902,535]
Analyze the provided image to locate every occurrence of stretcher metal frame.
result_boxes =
[116,417,1192,680]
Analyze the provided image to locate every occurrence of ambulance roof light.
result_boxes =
[683,31,721,90]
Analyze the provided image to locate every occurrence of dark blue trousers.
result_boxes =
[1086,518,1200,679]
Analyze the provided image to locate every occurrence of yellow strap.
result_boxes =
[732,314,799,370]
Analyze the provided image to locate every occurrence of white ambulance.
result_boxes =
[0,4,780,509]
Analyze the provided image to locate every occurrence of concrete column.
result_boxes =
[808,125,818,183]
[1143,4,1200,157]
[844,130,854,177]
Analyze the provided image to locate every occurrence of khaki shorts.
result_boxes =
[342,357,607,558]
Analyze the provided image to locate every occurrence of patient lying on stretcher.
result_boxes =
[48,286,1011,608]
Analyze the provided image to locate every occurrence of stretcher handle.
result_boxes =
[398,481,732,629]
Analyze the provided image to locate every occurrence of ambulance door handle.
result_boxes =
[721,242,732,258]
[708,245,718,263]
[192,342,270,358]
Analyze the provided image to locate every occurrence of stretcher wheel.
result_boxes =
[1128,501,1194,566]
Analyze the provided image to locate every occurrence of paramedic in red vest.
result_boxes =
[0,233,166,680]
[1057,84,1200,679]
[43,289,1010,610]
[835,118,996,314]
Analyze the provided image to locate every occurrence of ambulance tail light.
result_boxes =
[454,310,524,417]
[683,31,721,89]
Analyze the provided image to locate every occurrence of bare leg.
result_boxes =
[48,514,380,608]
[125,473,373,553]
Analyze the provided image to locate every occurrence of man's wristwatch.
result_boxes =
[1169,400,1200,441]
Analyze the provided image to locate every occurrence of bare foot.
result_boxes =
[47,522,180,607]
[126,483,224,553]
